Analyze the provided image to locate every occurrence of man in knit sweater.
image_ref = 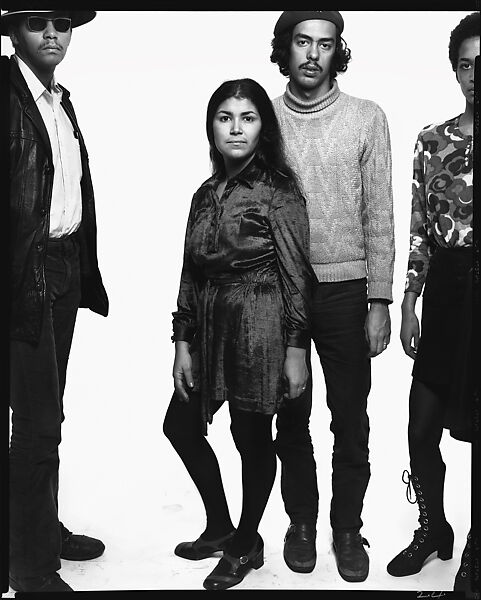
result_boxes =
[270,11,395,583]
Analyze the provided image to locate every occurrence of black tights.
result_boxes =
[163,392,276,557]
[407,378,448,526]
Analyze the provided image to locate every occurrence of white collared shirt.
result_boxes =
[15,54,82,238]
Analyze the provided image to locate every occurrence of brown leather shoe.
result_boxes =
[60,523,105,561]
[332,531,370,582]
[283,523,317,573]
[9,572,73,592]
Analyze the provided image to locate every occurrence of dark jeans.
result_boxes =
[275,278,371,533]
[9,235,81,578]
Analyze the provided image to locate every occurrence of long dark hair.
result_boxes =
[206,78,300,188]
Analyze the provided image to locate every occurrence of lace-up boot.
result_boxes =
[454,531,480,598]
[387,469,454,577]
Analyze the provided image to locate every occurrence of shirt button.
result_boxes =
[40,207,47,216]
[37,243,43,251]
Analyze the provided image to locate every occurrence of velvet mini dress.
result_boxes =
[172,161,314,434]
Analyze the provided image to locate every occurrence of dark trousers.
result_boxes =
[9,235,81,578]
[275,278,371,533]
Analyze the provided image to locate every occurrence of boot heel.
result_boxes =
[438,539,454,561]
[252,549,264,570]
[438,548,453,561]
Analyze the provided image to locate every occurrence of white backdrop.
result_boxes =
[4,10,474,593]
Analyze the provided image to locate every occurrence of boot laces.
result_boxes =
[402,470,417,505]
[400,470,430,557]
[402,527,427,556]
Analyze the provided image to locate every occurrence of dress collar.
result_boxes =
[209,158,264,190]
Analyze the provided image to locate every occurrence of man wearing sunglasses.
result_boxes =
[1,9,108,592]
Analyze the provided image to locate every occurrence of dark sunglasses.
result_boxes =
[26,16,72,33]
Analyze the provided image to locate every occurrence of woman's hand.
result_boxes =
[283,346,309,399]
[400,292,420,360]
[173,341,194,401]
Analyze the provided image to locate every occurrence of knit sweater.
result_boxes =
[272,81,395,302]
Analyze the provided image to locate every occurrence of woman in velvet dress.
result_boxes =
[386,12,478,597]
[163,78,315,591]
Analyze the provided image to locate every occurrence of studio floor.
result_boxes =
[3,374,472,595]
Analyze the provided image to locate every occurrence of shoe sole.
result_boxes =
[9,578,73,592]
[336,568,369,582]
[60,549,105,561]
[174,549,223,561]
[284,555,316,573]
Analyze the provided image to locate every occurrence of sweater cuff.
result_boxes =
[367,282,393,303]
[286,329,310,349]
[369,298,390,305]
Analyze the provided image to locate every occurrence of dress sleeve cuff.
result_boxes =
[286,330,310,349]
[171,324,196,343]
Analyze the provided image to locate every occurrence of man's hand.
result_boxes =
[400,292,420,360]
[173,341,194,401]
[283,346,309,399]
[365,301,391,357]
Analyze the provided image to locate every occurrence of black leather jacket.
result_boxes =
[3,55,109,343]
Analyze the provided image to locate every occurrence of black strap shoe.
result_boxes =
[332,531,370,582]
[174,530,236,560]
[203,534,264,590]
[283,523,317,573]
[60,522,105,561]
[9,572,73,592]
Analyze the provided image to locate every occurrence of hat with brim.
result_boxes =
[1,9,96,35]
[274,11,344,37]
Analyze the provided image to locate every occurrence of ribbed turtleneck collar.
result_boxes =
[283,80,340,114]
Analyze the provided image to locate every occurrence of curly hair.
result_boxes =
[448,11,480,71]
[270,27,351,79]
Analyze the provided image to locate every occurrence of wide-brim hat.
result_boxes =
[1,9,96,35]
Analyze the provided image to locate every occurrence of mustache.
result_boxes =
[40,43,63,50]
[299,62,321,71]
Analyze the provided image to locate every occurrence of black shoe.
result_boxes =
[332,531,370,582]
[60,522,105,561]
[203,534,264,590]
[174,530,236,560]
[9,572,73,592]
[283,523,317,573]
[387,521,453,577]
